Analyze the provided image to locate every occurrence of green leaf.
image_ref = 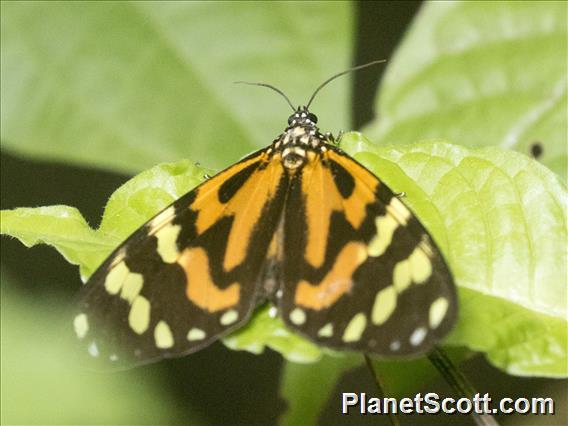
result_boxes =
[364,1,567,179]
[224,305,322,363]
[0,206,109,280]
[0,159,208,280]
[343,132,567,377]
[97,159,210,239]
[0,271,204,425]
[1,2,353,173]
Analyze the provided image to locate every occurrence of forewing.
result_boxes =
[281,148,457,356]
[74,149,286,367]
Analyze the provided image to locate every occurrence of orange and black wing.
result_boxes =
[280,147,457,356]
[74,148,287,367]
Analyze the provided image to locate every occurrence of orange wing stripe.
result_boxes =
[295,241,367,310]
[178,247,240,312]
[302,158,340,268]
[188,152,283,272]
[192,155,263,234]
[222,160,283,271]
[303,152,378,268]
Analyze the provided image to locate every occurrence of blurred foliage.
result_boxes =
[365,1,567,180]
[1,1,352,172]
[1,1,567,425]
[1,271,195,425]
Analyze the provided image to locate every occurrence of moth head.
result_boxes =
[287,107,318,127]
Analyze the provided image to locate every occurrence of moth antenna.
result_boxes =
[305,59,387,109]
[234,81,296,112]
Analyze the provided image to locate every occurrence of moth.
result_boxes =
[73,63,457,367]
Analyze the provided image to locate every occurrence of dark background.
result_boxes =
[1,2,565,425]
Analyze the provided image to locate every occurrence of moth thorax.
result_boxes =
[282,146,306,170]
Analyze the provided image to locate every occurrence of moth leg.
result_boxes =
[394,191,406,198]
[324,130,344,147]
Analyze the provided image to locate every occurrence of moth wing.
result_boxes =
[75,149,286,367]
[280,148,457,356]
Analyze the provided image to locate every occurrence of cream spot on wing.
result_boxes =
[386,197,411,225]
[109,354,119,362]
[393,259,412,293]
[154,320,174,349]
[410,327,427,346]
[289,308,306,325]
[409,248,432,284]
[187,328,206,341]
[318,323,333,337]
[88,341,99,358]
[419,238,434,256]
[220,310,239,326]
[73,313,89,339]
[390,340,401,351]
[148,206,176,229]
[109,247,126,268]
[155,224,182,263]
[371,286,397,325]
[104,261,129,295]
[129,296,151,334]
[343,313,367,342]
[120,272,143,304]
[355,244,368,263]
[368,214,399,257]
[429,297,449,329]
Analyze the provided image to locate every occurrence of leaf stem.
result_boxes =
[428,346,500,426]
[364,354,400,426]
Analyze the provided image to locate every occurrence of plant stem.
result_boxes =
[364,354,400,426]
[428,346,500,426]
